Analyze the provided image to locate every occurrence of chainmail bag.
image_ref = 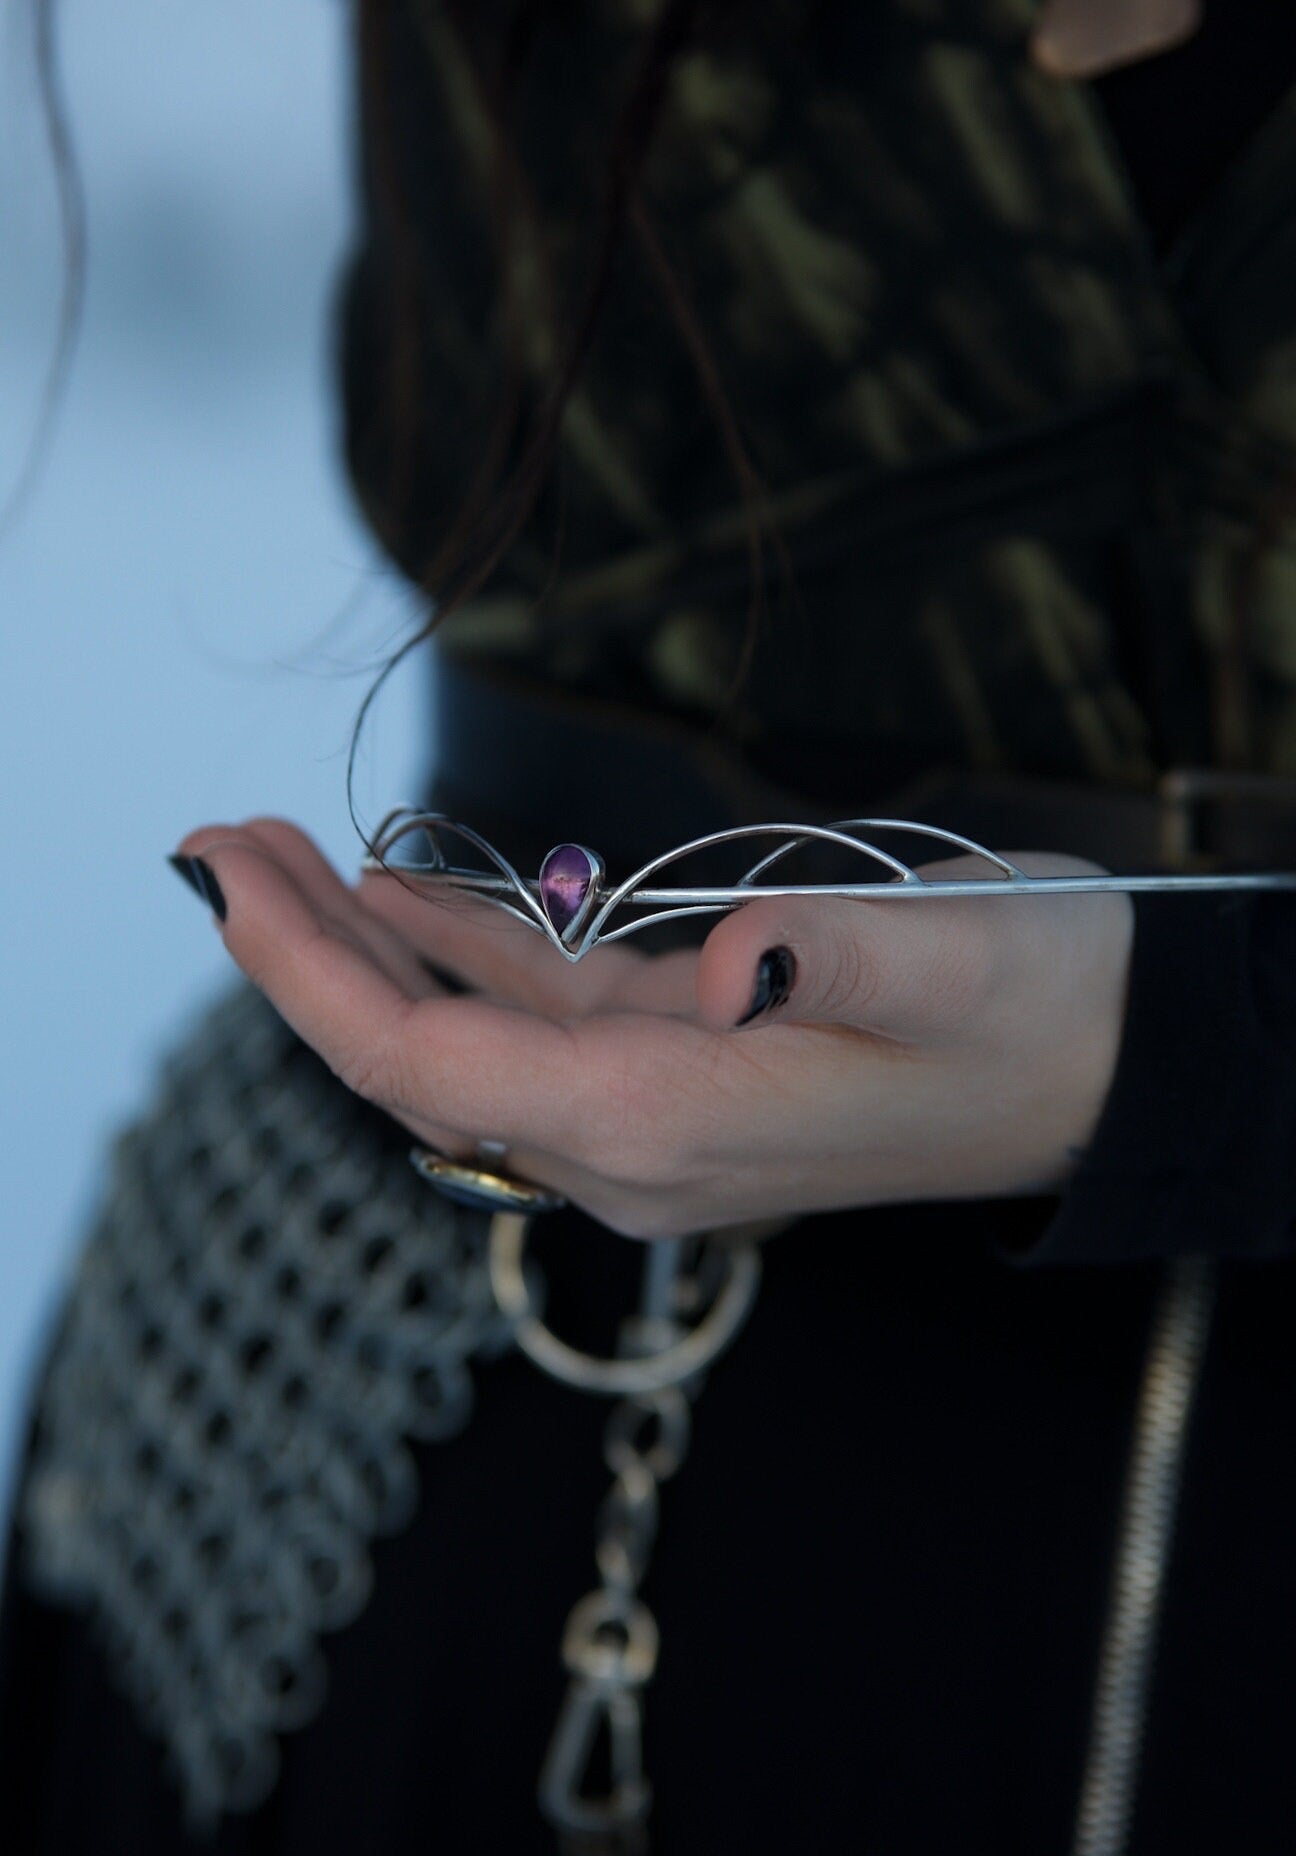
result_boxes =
[20,982,511,1829]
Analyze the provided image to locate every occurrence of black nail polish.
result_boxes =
[737,945,795,1025]
[169,854,227,923]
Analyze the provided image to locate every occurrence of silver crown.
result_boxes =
[362,808,1296,963]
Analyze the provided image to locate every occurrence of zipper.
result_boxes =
[1070,1256,1216,1856]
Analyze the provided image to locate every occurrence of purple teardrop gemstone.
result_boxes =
[539,844,597,937]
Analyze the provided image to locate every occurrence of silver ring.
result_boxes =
[409,1146,565,1215]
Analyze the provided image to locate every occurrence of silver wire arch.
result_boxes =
[369,806,552,940]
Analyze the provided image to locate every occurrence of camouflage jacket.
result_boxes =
[340,0,1296,792]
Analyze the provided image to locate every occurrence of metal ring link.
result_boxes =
[561,1589,660,1689]
[594,1461,659,1593]
[604,1389,691,1484]
[490,1219,762,1396]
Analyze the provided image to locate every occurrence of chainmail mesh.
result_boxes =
[20,982,511,1829]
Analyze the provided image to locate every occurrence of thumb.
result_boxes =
[695,891,992,1039]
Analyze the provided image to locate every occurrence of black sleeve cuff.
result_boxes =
[1009,890,1296,1267]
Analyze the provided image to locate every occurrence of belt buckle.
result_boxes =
[1157,768,1296,871]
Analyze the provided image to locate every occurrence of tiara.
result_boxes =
[362,808,1296,963]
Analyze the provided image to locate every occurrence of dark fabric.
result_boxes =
[339,1,1296,781]
[1092,0,1296,254]
[5,3,1296,1853]
[1026,889,1296,1265]
[6,1201,1296,1855]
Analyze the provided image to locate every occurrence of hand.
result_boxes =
[172,819,1133,1239]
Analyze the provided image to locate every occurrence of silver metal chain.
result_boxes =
[411,1156,763,1851]
[538,1389,685,1849]
[533,1241,728,1852]
[423,1148,1219,1854]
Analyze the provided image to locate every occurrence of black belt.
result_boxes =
[432,659,1296,877]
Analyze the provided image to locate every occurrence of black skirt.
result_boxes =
[4,1155,1296,1855]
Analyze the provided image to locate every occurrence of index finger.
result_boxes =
[179,825,595,1151]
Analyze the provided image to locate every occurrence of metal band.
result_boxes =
[367,808,1296,964]
[409,1147,566,1214]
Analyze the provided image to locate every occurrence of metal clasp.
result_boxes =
[539,1591,660,1840]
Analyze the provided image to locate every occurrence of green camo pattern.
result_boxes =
[340,0,1296,786]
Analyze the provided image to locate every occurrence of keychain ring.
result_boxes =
[488,1214,762,1396]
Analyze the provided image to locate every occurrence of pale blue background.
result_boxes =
[0,0,426,1512]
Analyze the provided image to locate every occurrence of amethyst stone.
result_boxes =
[539,843,599,940]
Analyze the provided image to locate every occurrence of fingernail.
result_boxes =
[168,854,227,923]
[736,945,795,1026]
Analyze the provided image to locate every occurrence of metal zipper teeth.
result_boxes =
[1071,1256,1216,1856]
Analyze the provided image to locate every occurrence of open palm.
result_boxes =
[173,818,1133,1238]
